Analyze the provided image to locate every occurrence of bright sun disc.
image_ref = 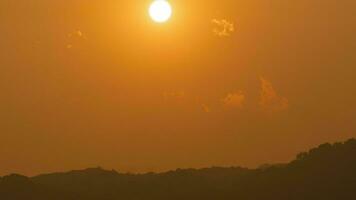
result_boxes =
[149,0,172,23]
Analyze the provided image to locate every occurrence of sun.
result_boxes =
[149,0,172,23]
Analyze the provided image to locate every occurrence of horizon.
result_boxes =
[1,137,356,200]
[0,137,353,177]
[1,138,354,177]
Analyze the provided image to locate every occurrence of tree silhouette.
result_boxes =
[0,138,356,200]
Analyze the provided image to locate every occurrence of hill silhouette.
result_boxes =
[1,139,356,200]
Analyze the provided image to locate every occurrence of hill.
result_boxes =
[1,138,356,200]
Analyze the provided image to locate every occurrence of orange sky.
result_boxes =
[1,0,356,176]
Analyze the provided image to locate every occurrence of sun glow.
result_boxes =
[149,0,172,23]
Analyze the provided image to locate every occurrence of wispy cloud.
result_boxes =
[211,19,234,37]
[201,104,211,113]
[222,91,245,109]
[259,77,289,112]
[66,30,87,49]
[68,30,84,38]
[163,91,185,100]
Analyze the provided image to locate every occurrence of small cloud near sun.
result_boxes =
[66,30,87,49]
[68,30,84,38]
[212,19,234,37]
[259,77,289,112]
[222,91,245,109]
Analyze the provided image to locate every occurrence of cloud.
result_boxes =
[68,30,84,38]
[201,104,211,113]
[66,30,87,49]
[259,77,289,111]
[211,19,234,37]
[163,91,185,100]
[163,92,211,113]
[222,91,245,109]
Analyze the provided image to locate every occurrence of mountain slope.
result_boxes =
[0,138,355,200]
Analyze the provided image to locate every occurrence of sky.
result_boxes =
[0,0,356,176]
